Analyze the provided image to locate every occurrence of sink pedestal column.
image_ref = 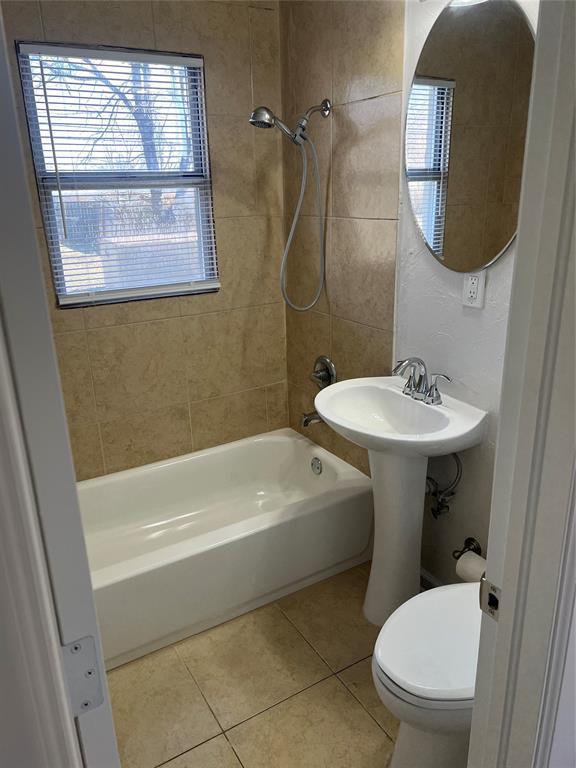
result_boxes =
[364,451,428,626]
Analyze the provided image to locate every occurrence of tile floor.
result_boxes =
[108,564,399,768]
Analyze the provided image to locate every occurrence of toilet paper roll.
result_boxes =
[456,551,486,582]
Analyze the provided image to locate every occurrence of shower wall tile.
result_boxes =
[54,331,98,426]
[87,318,187,420]
[266,381,289,430]
[285,1,333,113]
[331,318,393,382]
[153,1,252,117]
[190,387,269,450]
[332,1,404,105]
[328,218,396,331]
[286,309,330,390]
[254,127,284,218]
[249,6,282,117]
[1,1,43,43]
[209,116,258,218]
[84,298,181,330]
[332,92,402,220]
[183,303,285,401]
[40,1,155,48]
[68,422,104,481]
[100,404,193,474]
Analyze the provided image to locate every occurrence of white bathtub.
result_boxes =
[78,428,373,668]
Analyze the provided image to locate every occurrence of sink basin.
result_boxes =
[315,376,488,626]
[315,376,487,457]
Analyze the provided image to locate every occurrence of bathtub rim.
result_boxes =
[77,427,366,492]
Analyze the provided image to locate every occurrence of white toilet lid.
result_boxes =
[374,582,482,701]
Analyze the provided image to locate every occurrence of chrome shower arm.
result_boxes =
[297,99,332,132]
[302,98,332,121]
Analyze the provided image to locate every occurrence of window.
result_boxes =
[18,43,219,306]
[405,77,455,258]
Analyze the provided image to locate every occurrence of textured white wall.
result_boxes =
[397,0,538,584]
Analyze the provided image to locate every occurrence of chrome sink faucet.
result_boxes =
[392,357,429,400]
[392,358,452,405]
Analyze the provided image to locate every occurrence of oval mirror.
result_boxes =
[405,0,534,272]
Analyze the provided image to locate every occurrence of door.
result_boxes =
[469,0,575,766]
[0,16,120,768]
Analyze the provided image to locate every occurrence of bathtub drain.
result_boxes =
[311,457,323,475]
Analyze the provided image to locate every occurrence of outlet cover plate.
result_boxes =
[463,271,486,308]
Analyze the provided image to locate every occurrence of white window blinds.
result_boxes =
[405,77,455,258]
[18,43,219,306]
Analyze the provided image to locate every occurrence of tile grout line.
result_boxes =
[81,327,107,472]
[173,643,226,735]
[152,733,225,768]
[336,666,398,744]
[74,300,284,333]
[36,0,46,40]
[149,0,157,49]
[334,653,373,676]
[273,601,338,674]
[223,673,337,736]
[223,731,248,768]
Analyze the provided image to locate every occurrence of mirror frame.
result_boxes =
[403,0,536,273]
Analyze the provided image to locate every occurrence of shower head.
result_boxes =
[249,106,275,129]
[249,106,297,142]
[250,100,332,146]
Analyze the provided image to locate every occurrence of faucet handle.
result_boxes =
[425,373,452,405]
[392,359,408,376]
[393,360,417,396]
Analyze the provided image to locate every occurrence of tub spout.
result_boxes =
[302,410,323,428]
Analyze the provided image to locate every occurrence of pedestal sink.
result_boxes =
[315,376,487,625]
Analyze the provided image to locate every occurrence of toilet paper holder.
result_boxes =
[452,537,482,560]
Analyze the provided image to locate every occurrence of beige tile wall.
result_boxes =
[280,1,404,475]
[1,0,288,479]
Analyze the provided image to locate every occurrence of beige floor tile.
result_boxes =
[278,566,380,671]
[162,735,242,768]
[227,676,394,768]
[108,647,220,768]
[176,604,330,730]
[339,657,400,741]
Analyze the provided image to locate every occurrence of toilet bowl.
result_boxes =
[372,582,481,768]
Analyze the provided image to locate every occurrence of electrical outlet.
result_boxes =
[462,271,486,308]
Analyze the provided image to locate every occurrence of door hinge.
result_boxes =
[479,575,501,621]
[61,635,104,717]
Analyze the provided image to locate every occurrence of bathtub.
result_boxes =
[78,428,373,668]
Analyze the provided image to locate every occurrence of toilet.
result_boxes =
[372,582,482,768]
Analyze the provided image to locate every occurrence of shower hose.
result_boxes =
[280,136,325,312]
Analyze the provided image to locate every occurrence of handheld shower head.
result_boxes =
[249,106,297,142]
[249,106,275,129]
[249,98,332,312]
